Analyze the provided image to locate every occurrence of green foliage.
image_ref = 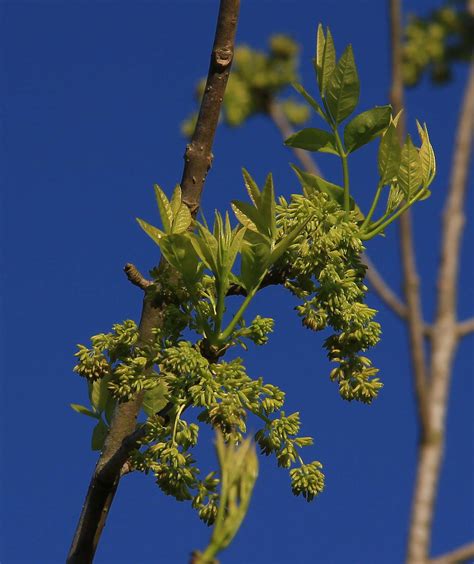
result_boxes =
[402,2,474,86]
[286,25,436,239]
[193,434,258,564]
[182,35,310,136]
[72,23,438,558]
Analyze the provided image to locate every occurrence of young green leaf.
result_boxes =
[70,404,100,419]
[290,164,362,217]
[91,419,109,451]
[344,105,392,152]
[325,45,360,124]
[191,225,219,274]
[315,24,325,85]
[398,135,423,199]
[104,395,116,426]
[136,218,165,246]
[89,376,111,413]
[231,202,258,231]
[285,128,338,154]
[154,184,173,233]
[160,234,203,284]
[292,83,325,119]
[169,184,182,217]
[239,232,271,292]
[242,169,261,208]
[378,122,401,185]
[143,382,169,417]
[172,203,192,234]
[416,121,436,188]
[232,200,268,234]
[259,173,277,238]
[319,28,336,96]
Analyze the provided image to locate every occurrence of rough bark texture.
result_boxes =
[67,2,240,562]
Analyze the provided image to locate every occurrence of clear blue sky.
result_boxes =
[1,1,473,563]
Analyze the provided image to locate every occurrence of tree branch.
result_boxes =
[457,317,474,337]
[67,3,241,562]
[389,0,431,446]
[124,263,152,290]
[405,1,474,556]
[430,541,474,564]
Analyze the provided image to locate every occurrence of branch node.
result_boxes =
[124,263,152,290]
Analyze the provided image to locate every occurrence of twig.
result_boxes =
[457,317,474,337]
[430,541,474,564]
[124,263,151,290]
[389,0,431,445]
[67,2,241,562]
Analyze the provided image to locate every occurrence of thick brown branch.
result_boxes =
[430,541,474,564]
[124,263,151,290]
[67,3,241,562]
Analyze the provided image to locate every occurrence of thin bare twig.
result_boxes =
[430,541,474,564]
[67,2,241,562]
[390,0,431,444]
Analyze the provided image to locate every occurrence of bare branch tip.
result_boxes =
[124,263,152,290]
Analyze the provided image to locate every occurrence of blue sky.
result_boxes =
[1,1,473,563]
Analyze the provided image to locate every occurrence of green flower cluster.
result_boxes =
[403,3,474,85]
[182,34,309,136]
[277,191,382,403]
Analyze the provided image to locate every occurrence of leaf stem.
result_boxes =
[360,189,427,240]
[360,182,384,231]
[218,286,259,344]
[333,127,350,211]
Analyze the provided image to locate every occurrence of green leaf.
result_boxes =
[292,83,325,119]
[91,419,109,451]
[70,404,100,419]
[285,128,338,154]
[344,106,392,152]
[260,173,276,238]
[136,218,165,246]
[169,184,182,217]
[378,122,401,185]
[161,234,203,284]
[232,200,267,234]
[315,24,325,85]
[224,226,247,277]
[154,185,172,233]
[325,45,360,124]
[291,165,364,219]
[143,382,169,417]
[231,202,257,231]
[398,135,423,199]
[268,217,311,266]
[190,227,219,274]
[416,121,436,188]
[320,28,336,96]
[172,203,192,234]
[89,376,111,413]
[242,169,261,208]
[239,231,271,292]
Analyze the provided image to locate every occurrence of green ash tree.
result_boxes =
[67,3,438,562]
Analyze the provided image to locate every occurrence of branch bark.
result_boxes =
[67,2,241,562]
[407,59,474,564]
[389,0,431,443]
[430,541,474,564]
